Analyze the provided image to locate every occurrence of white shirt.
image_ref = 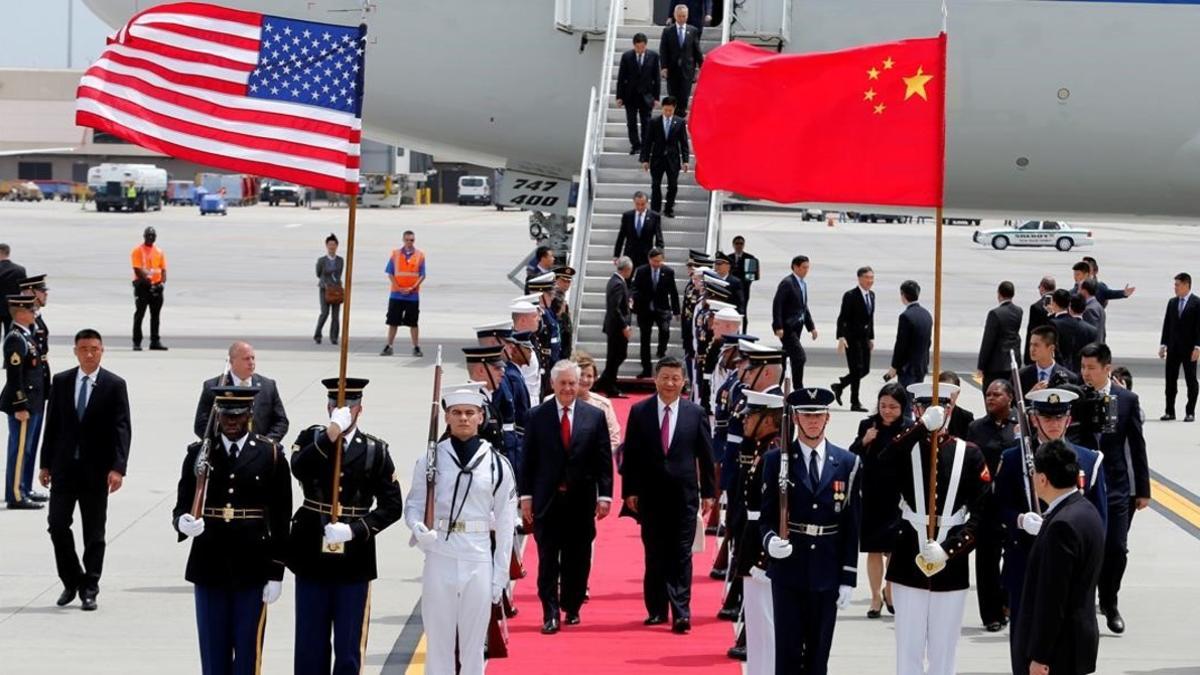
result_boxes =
[797,438,827,481]
[657,396,680,447]
[860,287,872,311]
[1043,490,1073,516]
[221,433,250,457]
[792,273,808,302]
[230,373,254,387]
[75,367,100,412]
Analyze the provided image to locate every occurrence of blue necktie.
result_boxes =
[76,375,90,420]
[636,213,643,236]
[1180,297,1187,317]
[678,27,685,47]
[808,450,820,491]
[800,279,808,305]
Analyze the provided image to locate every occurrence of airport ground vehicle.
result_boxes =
[457,175,491,205]
[972,220,1094,251]
[87,164,166,212]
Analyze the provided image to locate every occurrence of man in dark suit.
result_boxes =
[1074,257,1135,309]
[1066,295,1100,368]
[524,246,555,294]
[631,248,680,377]
[613,192,664,269]
[771,255,817,388]
[669,0,713,34]
[659,4,704,116]
[640,96,690,218]
[595,258,634,397]
[886,280,932,388]
[39,329,131,610]
[0,243,26,334]
[1019,325,1080,395]
[1078,278,1107,343]
[1158,272,1200,421]
[1050,289,1091,372]
[976,281,1024,389]
[1024,277,1055,366]
[832,265,875,411]
[193,341,289,443]
[1013,440,1105,675]
[616,33,661,155]
[519,360,614,633]
[729,236,760,328]
[713,253,745,316]
[1076,342,1149,635]
[621,356,715,633]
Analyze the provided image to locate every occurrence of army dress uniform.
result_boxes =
[884,383,989,675]
[759,388,861,675]
[20,275,51,394]
[172,387,292,675]
[3,295,46,507]
[404,385,517,675]
[288,378,404,675]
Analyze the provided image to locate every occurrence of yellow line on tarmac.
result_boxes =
[1152,478,1200,529]
[403,635,427,675]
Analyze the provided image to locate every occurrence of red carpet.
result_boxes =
[493,394,738,674]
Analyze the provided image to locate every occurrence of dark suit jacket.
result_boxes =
[1052,313,1097,372]
[0,259,26,323]
[640,115,689,171]
[1081,297,1106,343]
[1093,386,1149,500]
[1014,492,1104,675]
[620,397,716,519]
[720,274,745,315]
[616,49,661,108]
[194,373,290,442]
[1024,294,1052,365]
[659,22,703,78]
[1160,293,1200,355]
[771,275,814,337]
[613,209,664,266]
[729,251,759,288]
[602,273,632,336]
[41,367,132,478]
[1017,362,1079,395]
[836,286,875,342]
[631,264,680,317]
[977,300,1024,373]
[519,399,614,519]
[891,302,932,379]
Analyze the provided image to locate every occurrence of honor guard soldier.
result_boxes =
[172,386,292,675]
[527,273,560,389]
[553,266,576,361]
[288,378,404,675]
[20,274,51,503]
[994,387,1107,674]
[681,251,713,384]
[510,299,543,402]
[760,387,861,675]
[464,345,521,472]
[4,294,46,509]
[705,307,743,410]
[476,321,532,452]
[405,384,517,675]
[885,382,990,675]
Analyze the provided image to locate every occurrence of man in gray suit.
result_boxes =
[1078,278,1107,343]
[193,341,289,442]
[976,280,1024,389]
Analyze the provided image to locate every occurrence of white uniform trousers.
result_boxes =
[743,571,775,675]
[421,551,493,675]
[891,583,967,675]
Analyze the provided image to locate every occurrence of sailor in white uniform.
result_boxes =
[404,384,518,675]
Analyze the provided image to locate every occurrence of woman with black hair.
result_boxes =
[314,233,344,344]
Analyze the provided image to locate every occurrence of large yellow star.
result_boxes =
[863,88,876,101]
[867,67,880,80]
[882,57,894,70]
[902,66,933,101]
[874,103,886,115]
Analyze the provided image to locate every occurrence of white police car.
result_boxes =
[972,220,1094,251]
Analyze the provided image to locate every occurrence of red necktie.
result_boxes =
[561,407,572,453]
[661,406,671,456]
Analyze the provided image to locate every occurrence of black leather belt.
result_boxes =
[302,498,369,517]
[787,522,839,537]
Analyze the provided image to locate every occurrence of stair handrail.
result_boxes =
[703,0,735,256]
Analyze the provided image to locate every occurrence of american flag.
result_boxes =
[75,2,365,195]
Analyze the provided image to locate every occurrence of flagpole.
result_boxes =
[323,195,357,554]
[926,29,949,545]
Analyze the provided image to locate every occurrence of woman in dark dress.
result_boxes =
[849,381,911,618]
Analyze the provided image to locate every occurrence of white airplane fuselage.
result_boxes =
[84,0,1200,220]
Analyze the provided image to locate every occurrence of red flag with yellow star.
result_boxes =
[690,34,946,207]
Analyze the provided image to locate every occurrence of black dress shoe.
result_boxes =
[7,500,43,510]
[985,621,1004,632]
[638,370,652,379]
[629,147,639,156]
[664,210,675,219]
[726,645,747,661]
[716,606,739,621]
[1105,608,1125,634]
[643,615,667,626]
[313,335,322,344]
[541,617,560,634]
[80,591,97,612]
[1161,413,1176,421]
[56,587,77,607]
[132,344,143,352]
[149,342,169,351]
[28,491,49,502]
[704,525,717,535]
[831,383,844,406]
[1186,414,1196,422]
[565,612,580,625]
[709,567,727,580]
[851,404,869,413]
[671,618,691,634]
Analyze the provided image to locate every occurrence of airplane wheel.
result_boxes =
[992,236,1009,250]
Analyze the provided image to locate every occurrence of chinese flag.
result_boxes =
[689,34,946,207]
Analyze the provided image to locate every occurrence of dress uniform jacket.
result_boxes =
[758,441,862,592]
[287,426,404,582]
[884,433,988,592]
[733,436,777,578]
[718,382,747,494]
[2,324,45,414]
[172,434,292,587]
[33,313,49,390]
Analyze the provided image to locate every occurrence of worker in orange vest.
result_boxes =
[381,230,426,357]
[130,226,168,351]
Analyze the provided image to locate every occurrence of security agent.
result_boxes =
[993,387,1107,674]
[288,378,404,675]
[173,386,292,675]
[3,294,46,509]
[759,387,860,675]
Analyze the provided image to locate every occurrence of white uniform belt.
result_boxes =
[746,510,761,521]
[502,423,515,432]
[550,337,560,344]
[703,373,712,381]
[899,504,967,529]
[726,433,744,444]
[435,519,491,534]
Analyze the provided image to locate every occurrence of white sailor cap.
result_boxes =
[509,301,540,315]
[714,307,742,322]
[512,293,541,304]
[473,319,514,333]
[743,389,785,409]
[703,272,729,286]
[527,272,556,291]
[906,382,959,404]
[707,300,736,312]
[691,266,713,276]
[442,383,486,409]
[739,339,771,353]
[1027,387,1078,416]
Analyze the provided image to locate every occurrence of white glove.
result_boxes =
[748,566,768,581]
[329,406,353,433]
[767,535,793,559]
[178,513,205,538]
[324,522,354,545]
[836,585,853,609]
[1019,512,1043,536]
[411,522,437,552]
[262,580,282,604]
[920,405,946,432]
[492,584,506,605]
[920,540,949,565]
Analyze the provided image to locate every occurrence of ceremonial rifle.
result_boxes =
[423,346,444,529]
[778,363,792,539]
[190,368,230,518]
[1009,350,1041,515]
